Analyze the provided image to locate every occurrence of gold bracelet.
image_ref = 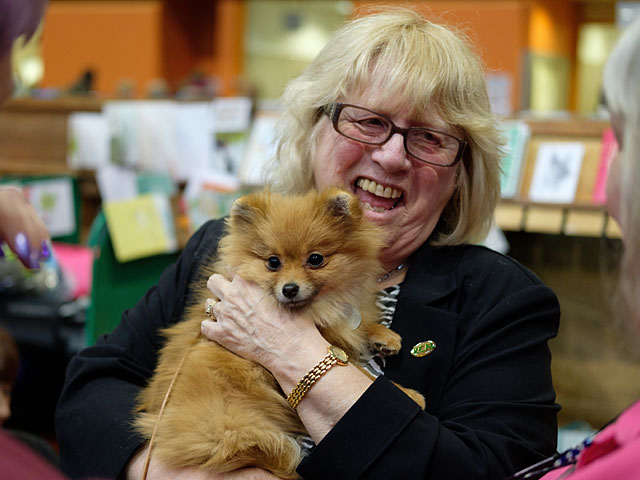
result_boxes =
[286,345,348,409]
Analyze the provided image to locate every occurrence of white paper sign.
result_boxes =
[24,178,76,237]
[67,112,110,169]
[486,72,513,117]
[211,97,252,133]
[96,164,138,203]
[238,110,279,186]
[172,102,215,180]
[529,142,585,203]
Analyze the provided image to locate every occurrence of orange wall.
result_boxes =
[40,0,246,97]
[529,0,577,56]
[39,1,577,106]
[41,1,164,97]
[528,0,578,108]
[160,0,245,95]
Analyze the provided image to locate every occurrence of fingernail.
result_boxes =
[28,253,40,269]
[15,232,30,260]
[40,240,51,260]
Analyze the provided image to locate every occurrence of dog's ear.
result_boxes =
[323,188,360,220]
[229,191,268,227]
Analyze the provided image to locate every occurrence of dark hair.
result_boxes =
[0,0,47,58]
[0,328,19,384]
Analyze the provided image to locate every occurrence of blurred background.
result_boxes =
[1,0,639,456]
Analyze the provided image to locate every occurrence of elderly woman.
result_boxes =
[56,8,560,480]
[510,16,640,480]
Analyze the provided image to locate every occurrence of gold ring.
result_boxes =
[205,298,218,318]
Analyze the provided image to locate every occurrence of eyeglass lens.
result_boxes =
[335,104,462,166]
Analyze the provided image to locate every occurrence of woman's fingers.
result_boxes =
[0,187,51,268]
[206,273,228,300]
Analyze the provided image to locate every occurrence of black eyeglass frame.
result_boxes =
[323,102,467,167]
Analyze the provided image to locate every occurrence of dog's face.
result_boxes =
[218,188,385,315]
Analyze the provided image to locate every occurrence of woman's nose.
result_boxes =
[370,133,411,172]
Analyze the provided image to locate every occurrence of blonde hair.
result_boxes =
[265,7,503,245]
[603,17,640,329]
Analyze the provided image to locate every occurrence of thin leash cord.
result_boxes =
[141,332,200,480]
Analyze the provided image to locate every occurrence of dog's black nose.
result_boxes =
[282,283,299,299]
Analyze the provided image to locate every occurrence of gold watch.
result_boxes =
[286,345,348,409]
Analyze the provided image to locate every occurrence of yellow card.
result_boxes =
[103,194,177,262]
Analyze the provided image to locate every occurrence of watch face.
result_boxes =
[329,345,348,364]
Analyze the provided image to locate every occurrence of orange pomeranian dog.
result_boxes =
[133,188,425,479]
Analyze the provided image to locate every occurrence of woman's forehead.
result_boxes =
[346,87,449,128]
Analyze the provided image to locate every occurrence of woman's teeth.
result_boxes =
[356,178,402,212]
[356,178,401,199]
[361,203,388,213]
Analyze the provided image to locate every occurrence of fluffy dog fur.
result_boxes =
[134,188,424,479]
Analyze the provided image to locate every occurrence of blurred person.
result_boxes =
[0,1,67,478]
[0,0,50,269]
[508,16,640,480]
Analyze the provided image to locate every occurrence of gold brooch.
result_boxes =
[410,340,436,357]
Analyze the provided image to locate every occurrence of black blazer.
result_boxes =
[56,218,559,480]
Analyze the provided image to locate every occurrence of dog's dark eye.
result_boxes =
[307,253,324,268]
[266,256,281,271]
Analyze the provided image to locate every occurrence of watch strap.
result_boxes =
[286,346,347,409]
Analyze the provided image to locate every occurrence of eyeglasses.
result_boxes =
[323,103,467,167]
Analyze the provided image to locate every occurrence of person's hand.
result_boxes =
[0,186,50,269]
[201,273,328,378]
[125,446,284,479]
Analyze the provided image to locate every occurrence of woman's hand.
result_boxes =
[201,272,375,444]
[201,273,329,387]
[125,447,284,479]
[0,186,50,268]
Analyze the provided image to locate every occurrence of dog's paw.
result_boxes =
[367,325,402,356]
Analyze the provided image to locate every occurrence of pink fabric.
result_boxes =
[52,242,93,298]
[541,399,640,479]
[0,430,67,480]
[592,127,618,205]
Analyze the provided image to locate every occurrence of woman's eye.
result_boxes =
[360,117,386,128]
[307,253,324,268]
[266,256,281,271]
[422,131,440,144]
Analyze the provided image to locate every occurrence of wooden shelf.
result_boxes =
[493,115,618,238]
[495,200,621,238]
[0,97,103,177]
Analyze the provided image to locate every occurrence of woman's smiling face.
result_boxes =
[311,88,460,268]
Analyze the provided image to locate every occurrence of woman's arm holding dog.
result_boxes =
[202,273,376,443]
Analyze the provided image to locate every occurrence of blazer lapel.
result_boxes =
[384,242,462,414]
